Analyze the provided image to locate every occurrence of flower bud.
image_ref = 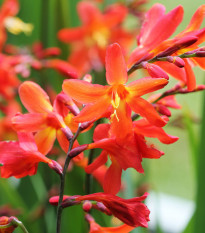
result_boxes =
[154,104,171,117]
[157,36,198,58]
[82,201,92,212]
[68,144,88,158]
[144,63,169,80]
[0,216,17,233]
[195,51,205,57]
[79,121,94,131]
[61,127,73,141]
[167,56,185,68]
[48,160,63,176]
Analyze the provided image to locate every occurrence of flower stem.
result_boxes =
[85,149,95,195]
[56,126,82,233]
[10,218,29,233]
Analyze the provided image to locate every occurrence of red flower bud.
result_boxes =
[0,216,17,233]
[157,36,198,57]
[82,201,92,212]
[48,160,63,176]
[145,63,169,80]
[76,192,150,227]
[167,56,185,68]
[68,144,88,158]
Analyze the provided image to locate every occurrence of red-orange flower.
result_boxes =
[0,132,62,178]
[128,4,205,91]
[58,1,133,75]
[63,43,168,127]
[76,192,150,228]
[12,81,78,155]
[49,192,150,228]
[85,116,178,194]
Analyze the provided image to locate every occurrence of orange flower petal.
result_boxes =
[184,59,196,91]
[106,43,128,85]
[58,27,86,43]
[19,81,53,113]
[77,1,101,25]
[126,77,168,97]
[63,79,107,104]
[35,127,56,155]
[12,113,47,132]
[139,5,183,49]
[74,96,111,122]
[127,97,167,127]
[183,5,205,32]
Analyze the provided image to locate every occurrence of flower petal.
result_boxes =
[58,27,86,43]
[62,79,107,104]
[74,96,111,122]
[18,132,38,152]
[103,159,122,195]
[126,77,168,97]
[0,141,49,178]
[106,43,128,85]
[184,59,196,91]
[134,119,179,144]
[127,97,167,127]
[139,5,183,49]
[12,113,47,132]
[77,1,101,25]
[35,127,56,155]
[19,81,53,113]
[85,150,108,174]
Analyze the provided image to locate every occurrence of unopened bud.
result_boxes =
[154,104,171,117]
[55,93,80,116]
[195,51,205,57]
[157,36,198,58]
[79,121,94,131]
[82,201,92,212]
[145,63,169,80]
[48,160,63,176]
[167,56,185,68]
[195,85,205,91]
[61,127,73,141]
[68,144,88,158]
[93,202,112,216]
[0,216,18,233]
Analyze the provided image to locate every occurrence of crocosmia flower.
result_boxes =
[63,43,168,127]
[129,4,205,91]
[58,1,133,75]
[12,81,77,155]
[76,192,150,228]
[0,132,62,178]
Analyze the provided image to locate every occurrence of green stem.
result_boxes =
[85,149,95,195]
[10,218,29,233]
[56,126,82,233]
